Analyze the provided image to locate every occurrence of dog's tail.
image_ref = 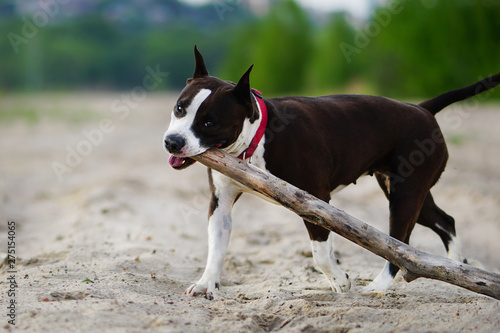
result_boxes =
[419,72,500,115]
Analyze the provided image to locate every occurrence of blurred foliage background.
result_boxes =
[1,0,499,98]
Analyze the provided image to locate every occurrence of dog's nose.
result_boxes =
[164,135,186,154]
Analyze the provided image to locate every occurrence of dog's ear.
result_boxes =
[233,65,259,122]
[233,65,253,106]
[193,45,209,79]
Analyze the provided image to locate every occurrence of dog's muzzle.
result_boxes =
[164,134,185,155]
[164,134,197,170]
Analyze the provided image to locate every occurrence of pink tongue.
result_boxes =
[169,155,186,168]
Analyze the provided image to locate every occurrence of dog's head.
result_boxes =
[164,46,258,170]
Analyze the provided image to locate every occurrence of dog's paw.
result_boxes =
[328,273,351,293]
[361,277,392,294]
[361,284,385,294]
[185,281,219,300]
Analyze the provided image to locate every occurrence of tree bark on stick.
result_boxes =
[192,148,500,300]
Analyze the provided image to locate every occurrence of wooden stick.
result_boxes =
[192,148,500,300]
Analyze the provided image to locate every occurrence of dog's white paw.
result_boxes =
[361,262,393,293]
[361,274,393,293]
[361,281,390,294]
[328,273,351,293]
[185,281,219,300]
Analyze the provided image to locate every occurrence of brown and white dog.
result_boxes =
[164,46,499,299]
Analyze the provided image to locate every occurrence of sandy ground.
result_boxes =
[0,92,499,332]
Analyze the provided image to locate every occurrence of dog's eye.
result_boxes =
[204,121,214,128]
[174,104,185,117]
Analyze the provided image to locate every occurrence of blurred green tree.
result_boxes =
[366,0,500,97]
[0,0,498,98]
[220,0,313,95]
[308,12,359,94]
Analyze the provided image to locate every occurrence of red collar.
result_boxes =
[238,89,267,160]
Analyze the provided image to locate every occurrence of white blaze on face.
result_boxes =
[164,88,212,157]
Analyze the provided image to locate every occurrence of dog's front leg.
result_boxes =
[185,170,241,300]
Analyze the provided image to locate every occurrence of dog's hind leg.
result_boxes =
[305,221,351,293]
[363,180,428,292]
[376,173,466,263]
[417,192,466,263]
